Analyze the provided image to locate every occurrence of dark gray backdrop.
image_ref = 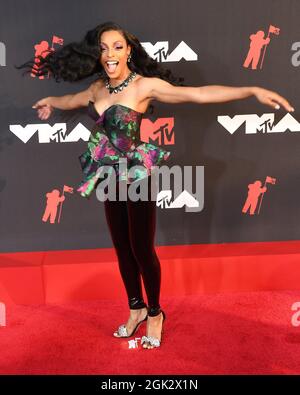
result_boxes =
[0,0,299,253]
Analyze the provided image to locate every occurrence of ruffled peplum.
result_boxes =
[77,102,171,198]
[77,129,171,198]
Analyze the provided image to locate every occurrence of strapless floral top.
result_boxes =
[76,101,171,198]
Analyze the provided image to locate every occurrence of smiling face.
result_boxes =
[99,29,132,79]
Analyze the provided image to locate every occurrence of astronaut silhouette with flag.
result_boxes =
[242,176,276,215]
[42,185,73,224]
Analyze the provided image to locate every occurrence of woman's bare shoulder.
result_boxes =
[92,78,105,89]
[89,78,106,101]
[136,75,158,99]
[136,75,156,85]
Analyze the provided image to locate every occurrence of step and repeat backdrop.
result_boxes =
[0,0,300,252]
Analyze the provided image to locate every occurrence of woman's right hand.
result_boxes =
[32,97,54,120]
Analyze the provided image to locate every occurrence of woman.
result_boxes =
[16,21,294,350]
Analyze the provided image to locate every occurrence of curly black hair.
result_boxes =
[15,21,185,113]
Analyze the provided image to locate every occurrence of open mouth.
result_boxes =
[106,61,119,73]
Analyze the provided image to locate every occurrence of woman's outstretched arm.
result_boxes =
[32,79,100,120]
[146,77,295,113]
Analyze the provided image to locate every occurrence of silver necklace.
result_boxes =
[105,71,137,94]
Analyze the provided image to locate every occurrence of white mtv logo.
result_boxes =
[218,112,300,134]
[142,41,198,62]
[10,122,91,143]
[157,189,201,211]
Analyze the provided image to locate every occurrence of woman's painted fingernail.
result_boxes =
[275,104,280,110]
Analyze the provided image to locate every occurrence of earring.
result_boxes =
[127,53,132,63]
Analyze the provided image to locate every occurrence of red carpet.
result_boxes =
[2,240,300,305]
[1,290,300,374]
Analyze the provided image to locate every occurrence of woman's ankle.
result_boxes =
[147,305,162,317]
[130,306,147,319]
[128,297,147,310]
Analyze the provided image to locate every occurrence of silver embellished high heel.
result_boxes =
[113,299,148,338]
[141,310,166,348]
[113,313,148,338]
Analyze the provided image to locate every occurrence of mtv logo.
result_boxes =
[141,41,198,62]
[156,189,203,212]
[10,122,91,143]
[141,118,175,145]
[217,112,300,134]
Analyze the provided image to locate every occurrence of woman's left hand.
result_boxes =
[253,87,295,112]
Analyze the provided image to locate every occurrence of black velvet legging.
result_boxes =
[103,175,162,317]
